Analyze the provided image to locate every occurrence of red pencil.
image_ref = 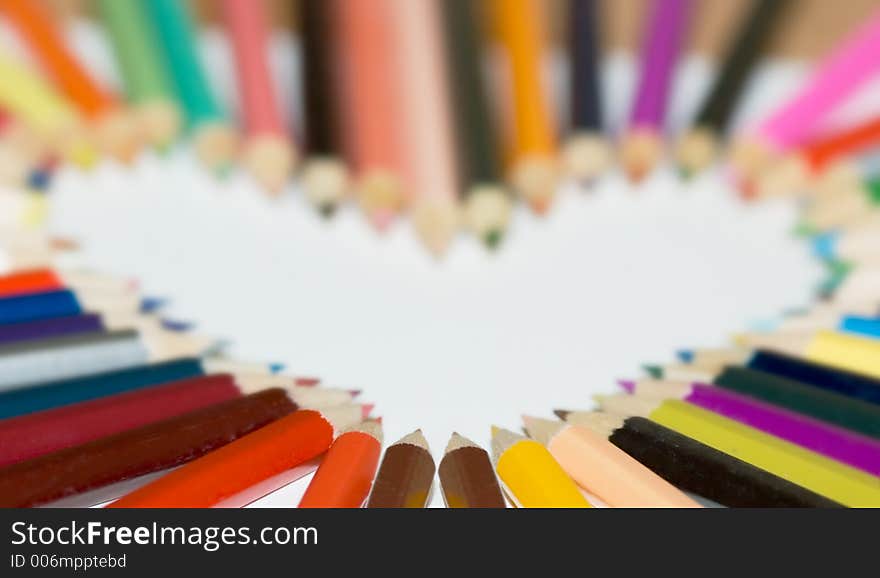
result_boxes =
[0,374,354,467]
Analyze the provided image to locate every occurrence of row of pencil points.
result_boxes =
[2,1,880,258]
[1,234,880,508]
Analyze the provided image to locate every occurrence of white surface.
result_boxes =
[20,24,853,507]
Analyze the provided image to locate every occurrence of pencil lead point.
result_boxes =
[617,380,636,393]
[140,296,169,313]
[484,229,504,250]
[318,203,337,219]
[553,409,571,420]
[269,363,286,374]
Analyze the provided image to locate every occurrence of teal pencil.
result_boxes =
[145,0,237,172]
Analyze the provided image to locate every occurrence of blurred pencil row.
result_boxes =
[1,0,880,257]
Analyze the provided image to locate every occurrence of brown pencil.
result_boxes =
[366,429,435,508]
[438,432,506,508]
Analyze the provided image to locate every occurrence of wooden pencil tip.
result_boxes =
[522,416,564,446]
[361,403,375,418]
[553,409,572,420]
[413,198,460,259]
[395,429,430,451]
[617,379,636,393]
[444,432,478,454]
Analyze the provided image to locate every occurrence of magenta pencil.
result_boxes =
[687,384,880,476]
[621,0,690,182]
[732,8,880,194]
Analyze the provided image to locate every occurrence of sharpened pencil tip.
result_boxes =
[553,409,571,420]
[318,203,337,219]
[160,318,195,332]
[676,350,694,363]
[642,364,663,379]
[269,363,286,374]
[361,404,375,418]
[484,229,504,250]
[140,297,169,313]
[617,380,636,393]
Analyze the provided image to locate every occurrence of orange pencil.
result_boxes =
[491,0,559,214]
[298,420,383,508]
[335,0,406,231]
[763,115,880,196]
[0,0,141,163]
[108,405,365,508]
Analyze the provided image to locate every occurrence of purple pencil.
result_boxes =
[0,314,105,346]
[686,384,880,477]
[621,0,690,182]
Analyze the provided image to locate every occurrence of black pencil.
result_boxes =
[563,0,610,183]
[441,0,511,249]
[676,0,790,176]
[557,411,842,508]
[300,0,349,217]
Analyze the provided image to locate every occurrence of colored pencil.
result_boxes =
[523,416,699,507]
[563,0,611,183]
[335,0,406,231]
[688,384,880,476]
[0,268,137,297]
[0,0,141,163]
[676,0,789,176]
[145,0,238,174]
[0,313,104,346]
[620,0,690,182]
[560,411,841,507]
[614,381,880,476]
[749,348,880,405]
[300,0,349,216]
[0,356,286,419]
[806,329,880,379]
[0,330,149,391]
[731,8,880,196]
[490,426,590,508]
[0,288,149,325]
[366,429,435,508]
[109,405,364,507]
[0,51,96,167]
[97,0,181,151]
[442,0,511,248]
[299,420,383,508]
[711,365,880,439]
[491,0,559,213]
[222,0,294,194]
[0,388,300,508]
[0,374,350,468]
[392,0,460,257]
[438,432,506,508]
[625,398,880,507]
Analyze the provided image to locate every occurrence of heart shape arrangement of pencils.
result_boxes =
[2,0,880,508]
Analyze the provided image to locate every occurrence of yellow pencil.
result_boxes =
[490,426,590,508]
[806,330,880,380]
[0,52,96,168]
[648,399,880,507]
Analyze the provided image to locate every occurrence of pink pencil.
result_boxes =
[222,0,294,194]
[391,0,459,257]
[335,0,406,231]
[732,9,880,196]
